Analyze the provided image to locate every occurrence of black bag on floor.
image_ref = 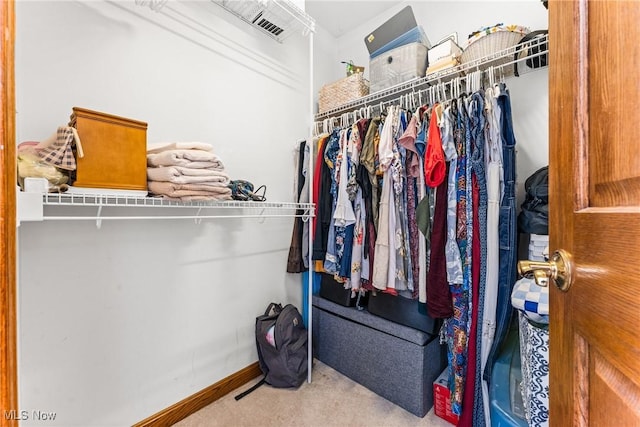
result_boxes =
[518,166,549,235]
[235,303,308,400]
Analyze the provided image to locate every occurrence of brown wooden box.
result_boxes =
[69,107,148,191]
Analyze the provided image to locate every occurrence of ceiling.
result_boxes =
[305,1,404,38]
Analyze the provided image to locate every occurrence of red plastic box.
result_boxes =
[433,369,460,425]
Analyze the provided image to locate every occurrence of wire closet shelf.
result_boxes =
[37,192,314,221]
[314,32,549,122]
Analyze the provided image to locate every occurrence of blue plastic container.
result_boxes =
[370,26,431,59]
[490,325,528,427]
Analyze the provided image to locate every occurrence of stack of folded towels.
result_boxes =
[146,142,232,201]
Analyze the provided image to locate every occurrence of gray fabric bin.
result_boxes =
[312,296,446,417]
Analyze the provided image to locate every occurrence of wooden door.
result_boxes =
[0,0,17,426]
[549,0,640,425]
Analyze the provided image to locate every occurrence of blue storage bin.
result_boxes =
[370,26,431,59]
[490,325,528,427]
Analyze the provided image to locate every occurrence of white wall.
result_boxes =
[312,0,549,207]
[16,1,309,426]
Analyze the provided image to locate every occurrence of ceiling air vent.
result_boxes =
[253,11,284,37]
[211,0,314,43]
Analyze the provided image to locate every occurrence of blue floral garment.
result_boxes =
[446,97,471,416]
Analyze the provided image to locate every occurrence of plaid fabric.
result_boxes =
[511,277,549,324]
[37,126,77,170]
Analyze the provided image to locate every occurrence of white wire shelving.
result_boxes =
[17,191,314,228]
[314,32,549,122]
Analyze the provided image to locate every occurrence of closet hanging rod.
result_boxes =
[314,32,549,121]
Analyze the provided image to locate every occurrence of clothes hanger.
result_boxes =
[488,66,494,88]
[330,117,338,132]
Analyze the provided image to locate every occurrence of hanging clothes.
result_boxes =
[446,96,472,416]
[414,114,430,302]
[483,83,518,387]
[424,103,447,188]
[372,110,395,291]
[398,113,422,299]
[479,85,503,427]
[312,134,331,266]
[286,140,308,273]
[322,129,341,274]
[442,102,464,286]
[467,90,489,426]
[309,75,522,423]
[391,109,411,291]
[426,103,453,319]
[356,118,375,291]
[349,123,367,291]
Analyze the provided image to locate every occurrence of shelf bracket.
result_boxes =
[95,205,103,230]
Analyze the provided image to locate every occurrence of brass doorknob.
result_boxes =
[517,249,574,292]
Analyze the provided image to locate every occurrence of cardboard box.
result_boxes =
[433,369,460,425]
[428,41,462,65]
[69,107,148,192]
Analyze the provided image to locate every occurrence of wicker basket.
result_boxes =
[318,73,369,113]
[461,24,529,66]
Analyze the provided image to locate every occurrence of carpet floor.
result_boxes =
[174,360,452,427]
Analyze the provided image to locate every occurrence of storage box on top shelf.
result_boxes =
[370,25,431,59]
[369,41,429,93]
[426,33,463,76]
[364,5,419,56]
[69,107,148,193]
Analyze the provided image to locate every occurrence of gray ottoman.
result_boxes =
[312,296,446,417]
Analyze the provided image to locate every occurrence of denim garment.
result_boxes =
[483,83,518,386]
[337,223,355,279]
[468,91,488,427]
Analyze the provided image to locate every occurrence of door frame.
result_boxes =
[1,0,18,425]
